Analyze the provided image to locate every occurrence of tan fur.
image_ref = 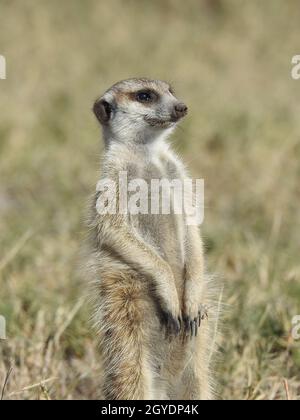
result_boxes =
[85,78,219,400]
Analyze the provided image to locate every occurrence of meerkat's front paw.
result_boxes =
[157,286,182,339]
[183,303,208,338]
[160,310,182,338]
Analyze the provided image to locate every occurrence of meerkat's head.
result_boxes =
[93,78,188,145]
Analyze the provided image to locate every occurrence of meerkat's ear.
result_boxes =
[93,99,113,125]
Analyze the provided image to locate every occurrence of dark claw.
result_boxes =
[183,306,209,338]
[176,317,182,335]
[173,317,181,336]
[177,318,182,335]
[198,311,202,327]
[194,318,198,336]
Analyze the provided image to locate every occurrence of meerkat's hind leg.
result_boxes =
[176,356,212,400]
[178,329,214,400]
[95,269,154,400]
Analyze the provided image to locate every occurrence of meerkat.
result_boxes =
[86,78,218,400]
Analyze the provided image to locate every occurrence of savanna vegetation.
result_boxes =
[0,0,299,399]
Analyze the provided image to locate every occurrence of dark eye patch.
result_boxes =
[134,89,159,103]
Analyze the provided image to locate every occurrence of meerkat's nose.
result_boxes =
[173,102,188,120]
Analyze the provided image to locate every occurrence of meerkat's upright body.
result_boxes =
[86,79,216,400]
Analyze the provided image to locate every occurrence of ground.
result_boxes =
[0,0,299,400]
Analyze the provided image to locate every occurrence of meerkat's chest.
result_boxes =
[128,150,187,271]
[136,147,182,180]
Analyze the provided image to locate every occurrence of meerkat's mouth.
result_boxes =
[144,116,176,128]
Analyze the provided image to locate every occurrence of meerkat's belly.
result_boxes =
[133,213,186,288]
[128,159,187,293]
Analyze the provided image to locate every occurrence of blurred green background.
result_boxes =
[0,0,300,399]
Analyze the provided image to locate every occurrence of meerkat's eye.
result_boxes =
[135,90,157,103]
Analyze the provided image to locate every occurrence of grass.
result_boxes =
[0,0,300,400]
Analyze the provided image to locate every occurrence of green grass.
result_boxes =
[0,0,300,399]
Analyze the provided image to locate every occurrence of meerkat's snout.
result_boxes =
[171,102,188,121]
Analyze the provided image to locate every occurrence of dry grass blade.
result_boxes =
[54,297,85,346]
[1,367,13,400]
[283,379,291,401]
[0,230,33,272]
[8,377,57,397]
